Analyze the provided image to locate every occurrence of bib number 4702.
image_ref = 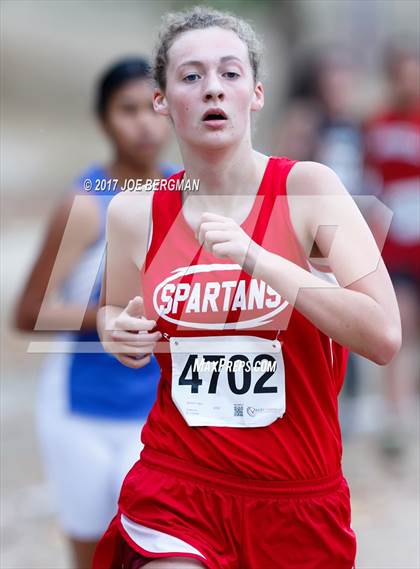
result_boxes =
[170,336,285,427]
[178,353,278,395]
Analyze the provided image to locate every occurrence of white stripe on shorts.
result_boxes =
[120,514,206,559]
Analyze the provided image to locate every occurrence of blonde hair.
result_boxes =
[153,5,263,91]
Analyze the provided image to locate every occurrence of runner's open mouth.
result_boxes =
[202,110,228,121]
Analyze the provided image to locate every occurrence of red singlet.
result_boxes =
[364,107,420,280]
[141,156,347,480]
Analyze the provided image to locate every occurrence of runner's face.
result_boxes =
[102,79,169,167]
[154,27,264,150]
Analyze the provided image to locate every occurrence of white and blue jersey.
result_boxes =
[62,163,177,419]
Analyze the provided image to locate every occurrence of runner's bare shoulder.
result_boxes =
[286,161,350,268]
[106,188,153,268]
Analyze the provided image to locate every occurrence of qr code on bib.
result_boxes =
[234,404,244,417]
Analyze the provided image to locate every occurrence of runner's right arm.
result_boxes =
[97,191,161,369]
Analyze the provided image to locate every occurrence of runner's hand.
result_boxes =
[197,212,261,271]
[105,296,161,369]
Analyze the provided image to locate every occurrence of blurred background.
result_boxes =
[1,0,419,567]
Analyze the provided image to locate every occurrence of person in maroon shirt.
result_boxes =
[364,40,420,456]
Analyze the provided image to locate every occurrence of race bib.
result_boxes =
[170,335,285,427]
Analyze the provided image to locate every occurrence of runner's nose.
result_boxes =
[203,72,225,102]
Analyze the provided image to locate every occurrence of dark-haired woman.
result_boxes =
[15,57,173,569]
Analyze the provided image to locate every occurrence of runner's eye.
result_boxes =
[223,72,240,79]
[183,73,201,83]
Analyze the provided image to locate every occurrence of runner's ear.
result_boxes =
[153,90,169,116]
[251,82,264,112]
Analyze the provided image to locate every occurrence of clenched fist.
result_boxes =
[197,212,261,272]
[102,296,161,369]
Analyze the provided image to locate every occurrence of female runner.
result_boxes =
[15,57,173,568]
[94,8,401,569]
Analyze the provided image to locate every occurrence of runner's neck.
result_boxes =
[181,147,268,197]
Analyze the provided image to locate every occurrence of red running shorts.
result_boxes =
[93,447,357,569]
